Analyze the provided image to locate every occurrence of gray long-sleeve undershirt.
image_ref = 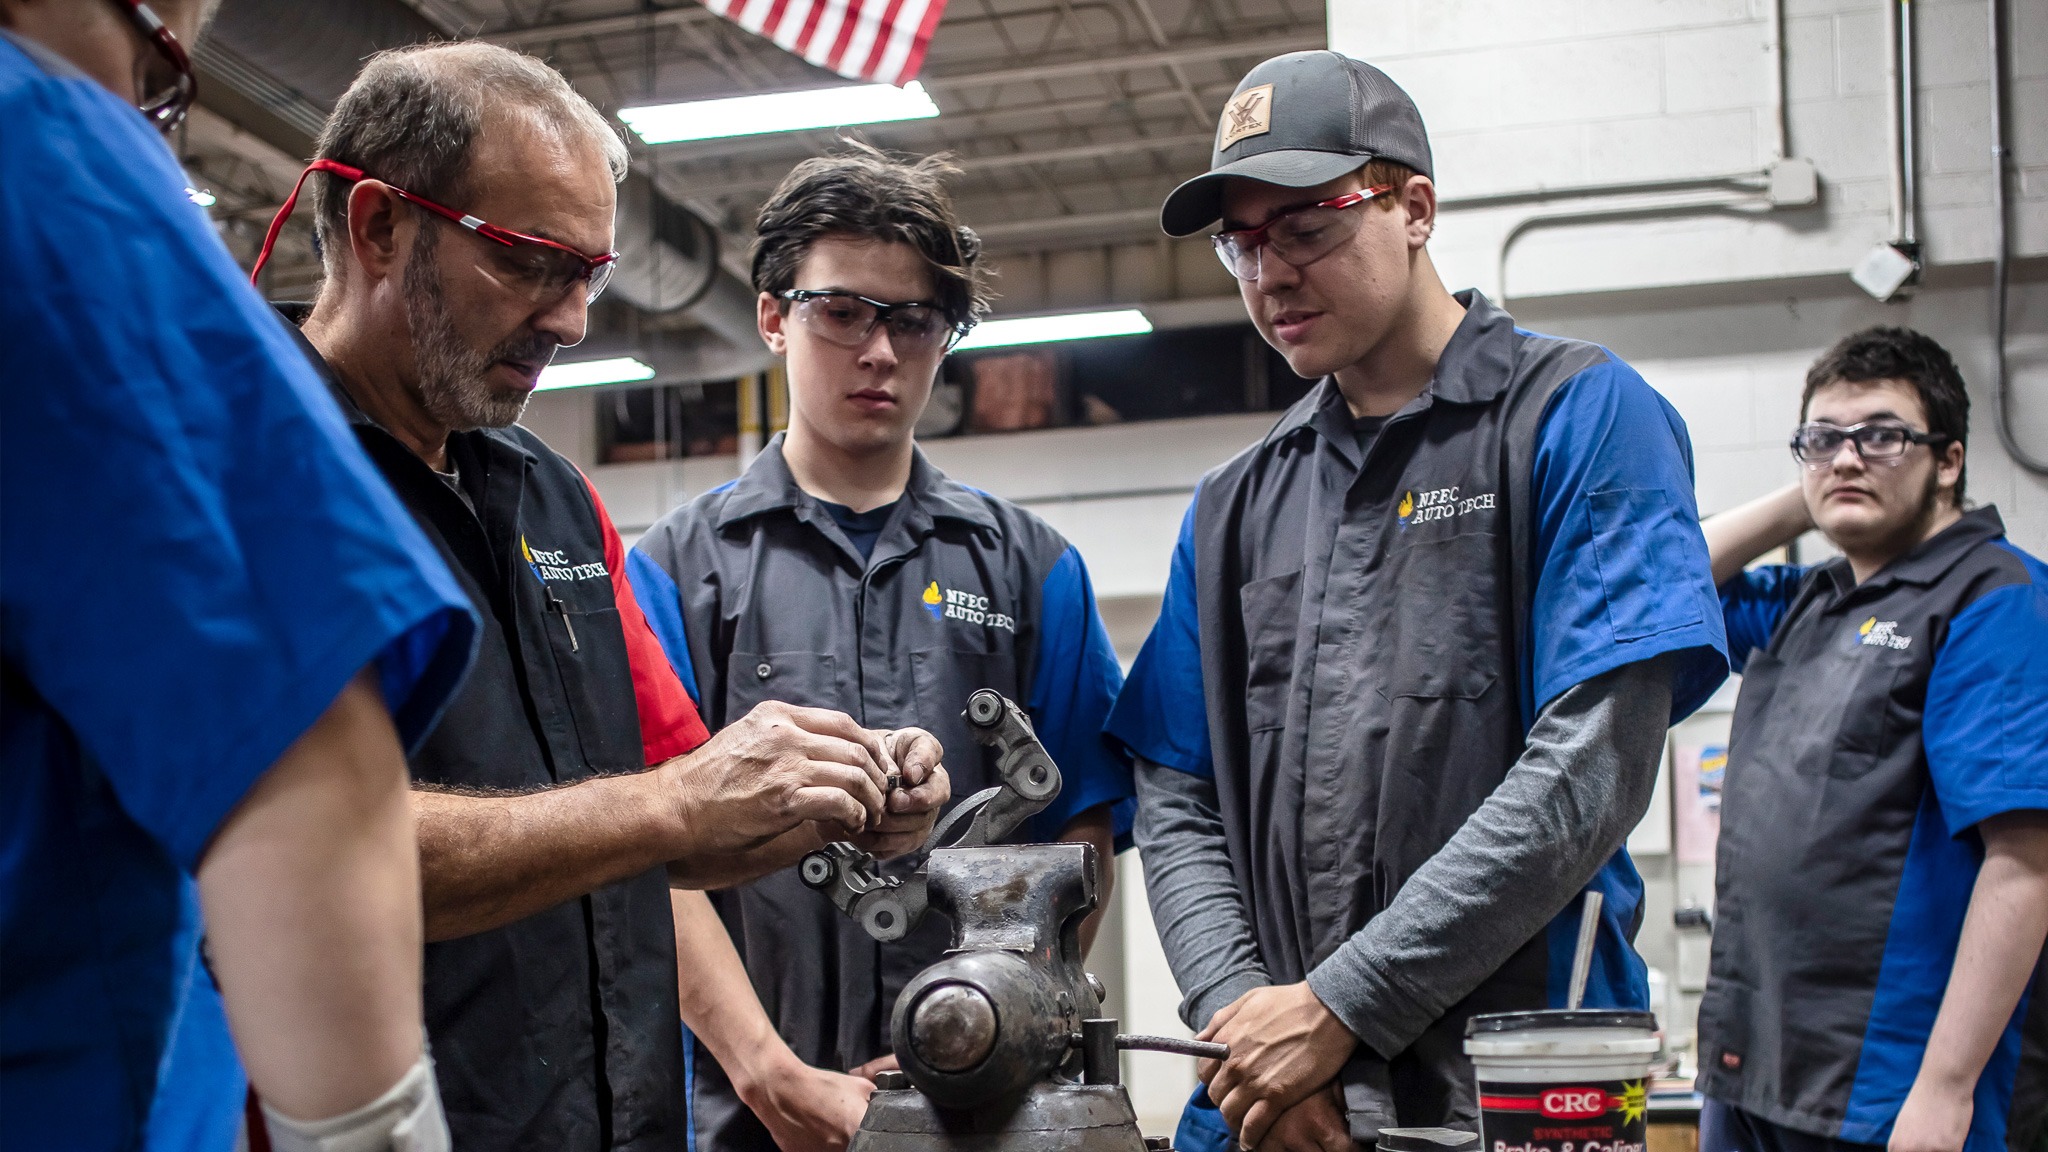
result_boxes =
[1133,653,1673,1059]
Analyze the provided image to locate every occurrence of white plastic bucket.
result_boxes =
[1463,1010,1659,1152]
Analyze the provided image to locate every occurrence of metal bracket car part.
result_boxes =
[799,689,1061,942]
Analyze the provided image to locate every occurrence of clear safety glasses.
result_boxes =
[116,0,196,134]
[779,290,973,355]
[250,158,620,306]
[1789,421,1951,467]
[1211,184,1396,282]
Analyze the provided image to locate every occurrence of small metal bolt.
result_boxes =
[756,662,772,679]
[873,1070,910,1091]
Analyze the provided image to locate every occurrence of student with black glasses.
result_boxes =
[1699,326,2048,1152]
[630,146,1135,1152]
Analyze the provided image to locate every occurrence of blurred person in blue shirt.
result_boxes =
[0,3,479,1149]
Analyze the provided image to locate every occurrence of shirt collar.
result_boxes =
[1819,505,2008,599]
[1261,288,1518,455]
[715,434,999,534]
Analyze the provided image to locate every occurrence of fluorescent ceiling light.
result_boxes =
[618,81,939,145]
[185,186,216,207]
[954,309,1153,352]
[536,356,656,391]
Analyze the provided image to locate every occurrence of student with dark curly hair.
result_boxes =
[1699,326,2048,1152]
[629,145,1135,1152]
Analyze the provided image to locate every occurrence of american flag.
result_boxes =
[699,0,948,86]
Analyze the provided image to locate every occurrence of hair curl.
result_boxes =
[752,142,991,329]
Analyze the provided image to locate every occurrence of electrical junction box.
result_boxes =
[1853,241,1921,302]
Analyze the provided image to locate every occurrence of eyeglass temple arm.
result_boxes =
[250,160,365,287]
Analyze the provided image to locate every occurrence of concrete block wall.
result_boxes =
[1331,0,2048,300]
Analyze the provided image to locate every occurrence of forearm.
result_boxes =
[672,888,801,1098]
[1704,483,1811,586]
[1057,805,1117,956]
[1307,654,1673,1058]
[197,672,423,1120]
[1134,757,1271,1029]
[667,824,829,890]
[415,769,675,941]
[1915,814,2048,1096]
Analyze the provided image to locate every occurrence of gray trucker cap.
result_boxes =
[1159,50,1433,237]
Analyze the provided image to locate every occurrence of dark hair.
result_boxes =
[312,42,628,279]
[1802,325,1970,503]
[751,143,991,329]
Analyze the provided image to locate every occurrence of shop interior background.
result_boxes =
[180,0,2046,1130]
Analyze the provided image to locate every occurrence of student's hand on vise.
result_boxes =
[843,728,951,859]
[663,701,891,854]
[1888,1070,1973,1152]
[1198,982,1358,1149]
[740,1051,876,1152]
[1254,1085,1351,1152]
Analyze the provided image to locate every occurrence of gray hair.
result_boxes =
[311,41,629,278]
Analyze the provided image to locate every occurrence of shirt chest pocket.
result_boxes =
[1379,528,1500,702]
[1748,643,1919,780]
[1240,569,1302,733]
[725,650,842,720]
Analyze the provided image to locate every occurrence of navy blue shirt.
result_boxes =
[0,33,476,1152]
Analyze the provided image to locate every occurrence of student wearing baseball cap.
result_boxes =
[1109,51,1729,1151]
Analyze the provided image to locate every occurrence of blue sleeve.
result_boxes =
[1527,358,1730,726]
[626,546,702,704]
[1923,548,2048,835]
[0,61,477,870]
[1717,564,1810,674]
[1104,493,1215,778]
[1026,546,1137,848]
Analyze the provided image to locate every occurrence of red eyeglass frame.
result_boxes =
[250,158,621,300]
[1213,184,1399,251]
[116,0,196,133]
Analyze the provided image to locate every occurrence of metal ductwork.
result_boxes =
[195,0,772,384]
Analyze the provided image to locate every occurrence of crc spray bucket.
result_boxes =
[1463,1010,1659,1152]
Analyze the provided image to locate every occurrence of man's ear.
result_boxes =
[757,291,788,356]
[1402,174,1438,249]
[1937,440,1966,505]
[345,180,408,285]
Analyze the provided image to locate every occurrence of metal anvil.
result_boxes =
[799,690,1224,1151]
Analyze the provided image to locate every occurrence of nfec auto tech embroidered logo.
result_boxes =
[1852,615,1913,650]
[922,580,1016,632]
[1396,485,1497,529]
[522,535,609,584]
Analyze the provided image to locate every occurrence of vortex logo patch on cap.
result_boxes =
[1218,83,1274,150]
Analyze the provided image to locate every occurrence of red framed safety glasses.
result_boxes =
[116,0,196,133]
[1211,184,1397,281]
[251,158,620,306]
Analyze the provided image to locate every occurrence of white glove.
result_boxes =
[260,1050,450,1152]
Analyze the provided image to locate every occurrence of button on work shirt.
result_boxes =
[1701,507,2048,1152]
[0,33,477,1152]
[630,437,1134,1152]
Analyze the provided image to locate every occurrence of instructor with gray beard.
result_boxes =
[251,42,951,1152]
